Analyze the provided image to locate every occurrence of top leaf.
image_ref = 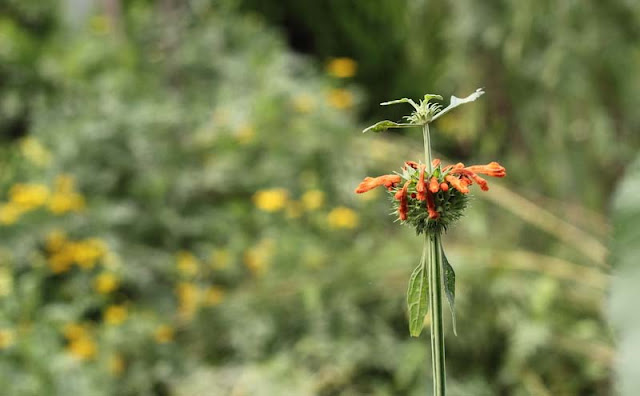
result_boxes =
[362,120,414,133]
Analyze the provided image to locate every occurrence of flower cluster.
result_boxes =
[356,159,506,234]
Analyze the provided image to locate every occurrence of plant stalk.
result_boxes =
[428,232,446,395]
[423,122,446,395]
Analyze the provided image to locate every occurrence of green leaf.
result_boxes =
[441,247,457,336]
[407,254,429,337]
[362,120,414,133]
[380,97,419,110]
[431,88,485,122]
[423,94,443,103]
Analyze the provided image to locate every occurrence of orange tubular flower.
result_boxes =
[404,161,419,170]
[416,165,427,201]
[396,181,410,220]
[445,175,470,194]
[428,177,440,193]
[426,191,439,219]
[466,162,506,178]
[439,182,449,192]
[355,175,402,193]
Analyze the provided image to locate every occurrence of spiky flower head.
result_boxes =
[355,159,506,235]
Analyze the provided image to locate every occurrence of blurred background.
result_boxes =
[1,0,639,395]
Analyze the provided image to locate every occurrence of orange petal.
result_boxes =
[439,182,449,192]
[426,191,439,219]
[445,175,469,194]
[428,177,440,193]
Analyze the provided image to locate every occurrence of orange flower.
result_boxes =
[439,182,449,192]
[445,175,470,194]
[428,177,440,193]
[396,181,410,220]
[416,165,427,201]
[466,162,506,177]
[404,161,419,170]
[355,175,402,193]
[426,192,439,219]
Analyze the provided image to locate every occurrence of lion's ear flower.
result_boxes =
[355,174,402,193]
[354,159,506,234]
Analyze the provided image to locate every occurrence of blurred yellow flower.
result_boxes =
[89,15,111,35]
[94,272,119,294]
[48,192,85,214]
[210,249,230,270]
[154,325,175,344]
[0,328,15,349]
[204,286,225,306]
[176,282,200,319]
[301,190,325,211]
[108,354,125,375]
[326,57,357,78]
[104,305,128,326]
[235,124,255,145]
[9,183,50,210]
[48,175,85,214]
[0,267,13,297]
[326,88,354,109]
[327,207,359,229]
[19,137,51,167]
[46,230,67,251]
[253,188,288,212]
[73,238,107,269]
[285,200,303,219]
[63,323,89,341]
[243,239,274,276]
[292,94,315,113]
[68,336,97,360]
[0,202,24,225]
[176,251,199,277]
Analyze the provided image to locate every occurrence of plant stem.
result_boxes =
[423,122,446,395]
[429,232,446,395]
[423,123,433,172]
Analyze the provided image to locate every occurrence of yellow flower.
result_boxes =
[301,190,325,211]
[0,267,13,297]
[210,249,230,270]
[327,207,359,229]
[285,200,303,219]
[0,328,15,349]
[48,192,85,214]
[108,354,125,375]
[104,305,128,326]
[0,202,24,225]
[73,238,106,269]
[94,272,119,294]
[235,124,255,145]
[292,94,315,113]
[176,282,200,319]
[46,230,67,252]
[326,89,354,109]
[154,325,175,344]
[68,336,97,360]
[9,184,50,210]
[176,251,199,277]
[48,175,85,214]
[253,188,288,212]
[19,137,51,167]
[89,15,111,35]
[63,323,89,341]
[326,57,357,78]
[243,239,274,276]
[204,286,225,306]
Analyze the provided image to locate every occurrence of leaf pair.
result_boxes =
[407,241,457,337]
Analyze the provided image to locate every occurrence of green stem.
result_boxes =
[423,124,433,172]
[428,232,446,395]
[423,122,446,395]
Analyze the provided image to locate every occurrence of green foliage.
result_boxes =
[406,246,429,337]
[441,247,457,336]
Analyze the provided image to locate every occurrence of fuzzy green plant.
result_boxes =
[355,89,506,395]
